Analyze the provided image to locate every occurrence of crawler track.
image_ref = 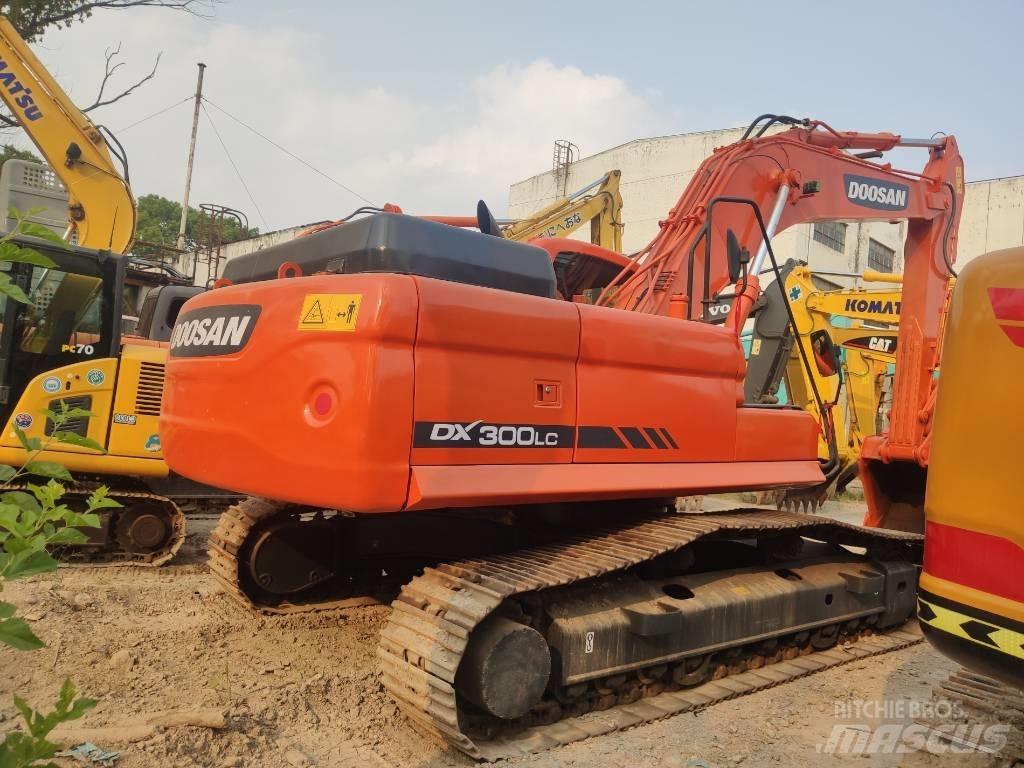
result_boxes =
[207,497,387,612]
[378,509,922,760]
[923,669,1024,760]
[49,487,185,566]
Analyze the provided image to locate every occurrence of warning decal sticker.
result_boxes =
[297,294,362,332]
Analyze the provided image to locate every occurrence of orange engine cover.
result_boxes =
[160,274,822,512]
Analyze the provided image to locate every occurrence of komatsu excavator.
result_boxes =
[0,16,206,564]
[746,263,906,508]
[160,116,959,757]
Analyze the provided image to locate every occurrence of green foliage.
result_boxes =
[135,193,258,258]
[0,225,107,767]
[0,206,65,306]
[0,408,109,764]
[0,400,113,652]
[0,144,41,169]
[1,680,96,768]
[2,1,217,43]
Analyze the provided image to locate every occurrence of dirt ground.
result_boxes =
[1,503,1020,768]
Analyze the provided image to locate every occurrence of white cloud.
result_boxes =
[19,10,677,232]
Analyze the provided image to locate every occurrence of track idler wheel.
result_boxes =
[246,517,337,598]
[456,616,551,720]
[116,507,171,554]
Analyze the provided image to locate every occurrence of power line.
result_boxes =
[200,103,270,231]
[202,96,376,206]
[117,96,193,133]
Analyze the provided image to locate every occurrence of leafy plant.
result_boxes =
[0,681,96,768]
[0,206,72,306]
[0,214,113,766]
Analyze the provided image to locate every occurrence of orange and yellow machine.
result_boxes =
[159,117,960,756]
[918,246,1024,688]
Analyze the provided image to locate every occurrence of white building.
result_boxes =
[191,222,329,287]
[508,127,1024,289]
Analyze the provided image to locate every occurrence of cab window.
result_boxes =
[20,266,104,356]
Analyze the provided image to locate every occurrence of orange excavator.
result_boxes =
[160,116,960,757]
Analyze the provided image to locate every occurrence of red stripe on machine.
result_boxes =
[998,324,1024,348]
[923,521,1024,604]
[988,287,1024,322]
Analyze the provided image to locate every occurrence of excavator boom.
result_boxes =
[0,17,136,252]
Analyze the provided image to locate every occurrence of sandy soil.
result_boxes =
[0,509,1019,768]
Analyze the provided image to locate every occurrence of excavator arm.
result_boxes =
[501,170,624,250]
[596,118,962,531]
[0,16,136,253]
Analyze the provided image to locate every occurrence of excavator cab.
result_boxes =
[809,329,840,377]
[529,238,634,301]
[135,284,206,342]
[0,236,120,429]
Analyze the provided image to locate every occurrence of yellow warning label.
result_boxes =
[751,339,762,355]
[297,294,362,332]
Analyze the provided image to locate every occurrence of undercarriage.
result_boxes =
[207,497,922,758]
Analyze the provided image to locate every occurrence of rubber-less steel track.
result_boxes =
[925,669,1024,760]
[207,497,384,613]
[51,487,185,567]
[208,497,286,608]
[378,509,923,760]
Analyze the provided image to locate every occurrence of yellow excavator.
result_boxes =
[501,170,623,250]
[746,261,908,508]
[0,16,214,564]
[918,245,1024,692]
[0,18,136,252]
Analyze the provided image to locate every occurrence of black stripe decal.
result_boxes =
[619,427,652,449]
[660,428,679,449]
[644,428,667,449]
[577,426,626,449]
[919,587,1024,636]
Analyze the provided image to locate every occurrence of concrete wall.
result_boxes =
[958,175,1024,262]
[509,130,1023,288]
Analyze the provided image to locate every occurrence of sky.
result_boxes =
[14,0,1024,233]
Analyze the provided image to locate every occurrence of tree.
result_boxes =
[0,1,216,42]
[134,193,259,257]
[0,1,220,128]
[0,143,41,169]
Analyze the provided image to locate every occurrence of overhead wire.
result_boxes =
[201,96,376,206]
[200,102,270,230]
[117,95,193,133]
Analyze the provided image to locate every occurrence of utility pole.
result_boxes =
[177,62,206,250]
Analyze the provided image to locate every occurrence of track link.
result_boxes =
[378,508,922,760]
[208,497,287,609]
[207,497,382,613]
[48,487,185,566]
[921,669,1024,760]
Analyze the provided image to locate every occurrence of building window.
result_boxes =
[867,238,895,272]
[813,222,847,253]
